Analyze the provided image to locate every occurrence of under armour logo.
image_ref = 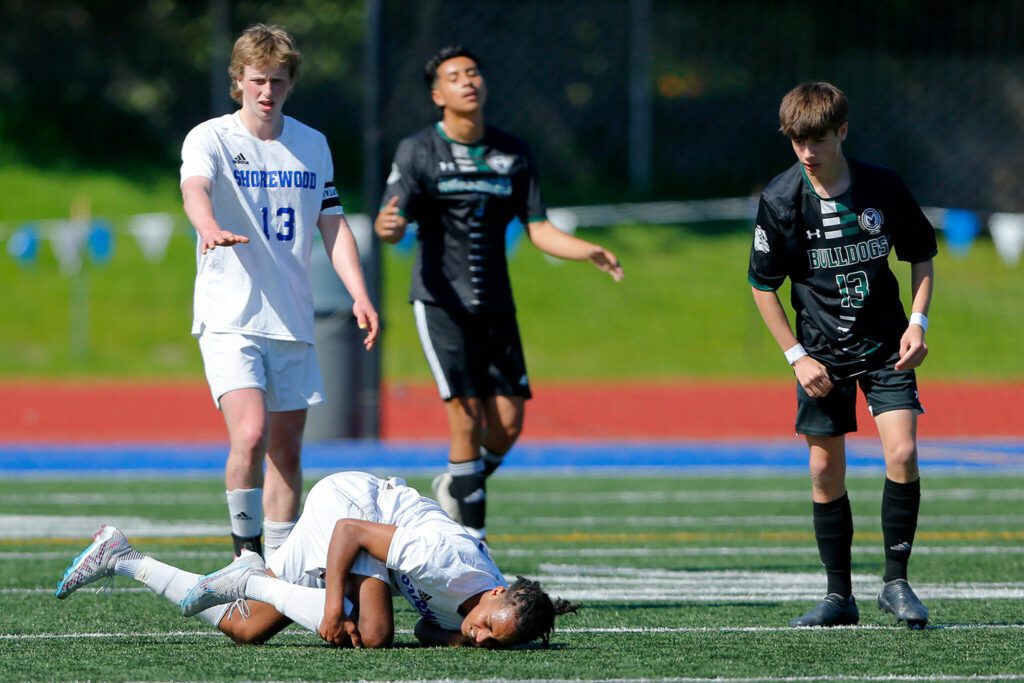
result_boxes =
[438,161,456,172]
[806,229,821,239]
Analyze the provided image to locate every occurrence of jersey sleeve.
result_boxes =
[379,138,422,219]
[386,527,499,595]
[520,148,547,224]
[747,194,792,291]
[180,124,218,185]
[320,143,344,216]
[890,176,937,263]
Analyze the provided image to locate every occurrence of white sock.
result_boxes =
[246,575,351,633]
[125,556,229,627]
[226,488,263,539]
[262,518,295,557]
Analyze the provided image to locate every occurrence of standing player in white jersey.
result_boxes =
[180,24,379,558]
[54,472,578,649]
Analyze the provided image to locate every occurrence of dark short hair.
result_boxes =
[504,575,579,647]
[424,45,482,88]
[779,81,849,141]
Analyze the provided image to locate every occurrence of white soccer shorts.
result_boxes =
[198,330,325,412]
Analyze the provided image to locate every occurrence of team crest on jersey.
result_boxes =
[754,225,770,253]
[858,208,884,235]
[386,163,401,185]
[487,154,515,174]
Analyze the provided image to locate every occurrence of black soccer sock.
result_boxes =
[448,459,487,533]
[813,493,854,597]
[232,533,263,557]
[881,477,921,583]
[480,446,505,477]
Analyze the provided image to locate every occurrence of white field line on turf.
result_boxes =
[7,567,1023,601]
[491,514,1024,528]
[7,487,1024,507]
[7,512,1024,539]
[7,624,1024,641]
[531,565,1024,601]
[8,544,1024,562]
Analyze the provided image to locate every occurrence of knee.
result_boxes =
[449,409,483,443]
[808,455,842,489]
[359,624,394,649]
[885,440,918,474]
[230,425,266,459]
[222,619,269,645]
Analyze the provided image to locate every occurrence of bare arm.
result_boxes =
[414,617,472,648]
[181,176,250,254]
[751,286,833,398]
[318,213,380,350]
[524,220,624,282]
[320,519,397,647]
[894,259,934,371]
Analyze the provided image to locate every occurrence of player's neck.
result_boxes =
[440,111,485,144]
[239,108,285,141]
[807,156,851,198]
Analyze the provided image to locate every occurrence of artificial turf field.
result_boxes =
[3,470,1024,681]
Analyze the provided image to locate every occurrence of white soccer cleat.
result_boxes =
[179,549,267,617]
[431,472,462,523]
[55,525,132,599]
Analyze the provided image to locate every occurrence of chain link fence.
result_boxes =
[374,0,1024,212]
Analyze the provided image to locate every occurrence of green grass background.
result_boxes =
[2,166,1023,380]
[3,472,1024,681]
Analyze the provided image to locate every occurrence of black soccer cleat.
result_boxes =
[231,533,263,558]
[877,579,929,629]
[789,593,859,627]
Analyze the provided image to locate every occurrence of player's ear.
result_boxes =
[837,122,849,142]
[430,87,445,109]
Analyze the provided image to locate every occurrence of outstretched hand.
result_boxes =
[199,229,249,255]
[588,247,624,282]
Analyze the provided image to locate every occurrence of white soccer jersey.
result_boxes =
[180,112,343,342]
[267,472,506,631]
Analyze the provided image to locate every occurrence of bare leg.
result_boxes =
[265,409,307,522]
[480,395,524,476]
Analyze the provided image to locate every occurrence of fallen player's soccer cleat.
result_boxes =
[789,593,860,627]
[180,549,267,617]
[878,579,929,629]
[55,525,133,599]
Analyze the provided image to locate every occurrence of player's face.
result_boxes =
[237,64,293,122]
[790,122,848,179]
[460,589,518,648]
[430,56,487,114]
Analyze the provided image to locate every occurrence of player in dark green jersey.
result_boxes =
[749,82,937,629]
[375,46,624,541]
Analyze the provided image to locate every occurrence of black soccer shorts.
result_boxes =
[412,300,532,401]
[795,352,923,436]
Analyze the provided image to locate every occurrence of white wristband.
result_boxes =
[784,343,808,365]
[909,312,928,332]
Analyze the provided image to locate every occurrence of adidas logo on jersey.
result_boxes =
[233,153,249,165]
[233,511,253,520]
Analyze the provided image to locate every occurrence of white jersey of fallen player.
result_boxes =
[180,112,343,343]
[267,472,506,632]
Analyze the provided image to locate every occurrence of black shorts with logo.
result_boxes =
[413,300,532,401]
[796,351,923,436]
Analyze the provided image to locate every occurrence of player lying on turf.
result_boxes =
[54,471,577,648]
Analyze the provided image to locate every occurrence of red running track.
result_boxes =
[1,380,1021,443]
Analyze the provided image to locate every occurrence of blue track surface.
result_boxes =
[1,439,1022,474]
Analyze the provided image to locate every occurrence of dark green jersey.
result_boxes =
[748,159,937,377]
[381,123,547,314]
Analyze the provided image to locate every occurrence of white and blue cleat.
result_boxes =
[55,524,132,599]
[179,550,267,618]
